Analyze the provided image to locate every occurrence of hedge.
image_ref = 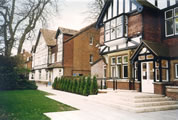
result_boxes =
[52,76,98,96]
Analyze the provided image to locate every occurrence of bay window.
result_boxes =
[175,64,178,78]
[105,15,128,42]
[165,7,178,37]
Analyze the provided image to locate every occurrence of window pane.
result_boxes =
[111,57,116,65]
[116,25,123,38]
[117,57,122,64]
[162,69,168,81]
[123,56,128,63]
[111,28,116,40]
[156,69,160,81]
[105,22,110,30]
[166,19,174,36]
[117,65,121,78]
[149,62,154,80]
[175,8,178,17]
[111,67,116,77]
[162,60,168,68]
[123,65,128,78]
[138,55,145,60]
[117,16,123,26]
[176,64,178,78]
[105,30,110,41]
[175,18,178,34]
[166,10,173,19]
[125,0,130,13]
[146,55,154,59]
[111,19,116,28]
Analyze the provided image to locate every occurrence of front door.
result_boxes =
[141,62,154,93]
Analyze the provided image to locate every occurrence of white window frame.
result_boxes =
[111,57,116,65]
[111,66,116,78]
[174,7,178,35]
[90,36,94,45]
[122,64,128,78]
[103,65,107,78]
[165,9,174,37]
[175,64,178,78]
[117,56,122,64]
[122,55,128,64]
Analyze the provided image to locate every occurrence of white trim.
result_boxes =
[103,65,107,78]
[175,64,178,78]
[174,7,178,17]
[122,64,128,78]
[111,66,116,77]
[111,57,116,65]
[165,9,173,20]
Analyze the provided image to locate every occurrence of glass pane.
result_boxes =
[113,0,117,17]
[123,65,128,78]
[175,18,178,34]
[166,10,173,19]
[111,67,116,77]
[149,62,154,80]
[142,63,147,79]
[125,0,130,13]
[108,5,112,19]
[117,16,122,26]
[175,8,178,17]
[111,19,116,28]
[111,28,116,40]
[156,69,160,81]
[111,57,116,64]
[105,22,110,30]
[117,65,121,78]
[162,69,168,81]
[166,19,174,36]
[140,47,147,54]
[135,69,138,79]
[117,57,122,64]
[162,60,168,68]
[146,55,154,59]
[116,25,123,38]
[105,30,110,41]
[176,64,178,77]
[138,56,145,60]
[123,56,128,63]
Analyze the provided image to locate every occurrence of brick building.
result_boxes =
[96,0,178,95]
[63,23,101,76]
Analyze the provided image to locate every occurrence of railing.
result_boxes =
[96,77,129,90]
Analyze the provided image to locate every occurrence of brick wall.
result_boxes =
[91,59,106,78]
[128,14,143,37]
[143,9,161,43]
[106,81,130,90]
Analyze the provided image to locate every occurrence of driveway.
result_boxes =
[38,86,178,120]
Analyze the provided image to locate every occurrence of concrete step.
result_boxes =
[134,104,178,113]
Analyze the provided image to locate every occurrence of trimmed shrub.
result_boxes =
[93,76,98,94]
[52,77,58,89]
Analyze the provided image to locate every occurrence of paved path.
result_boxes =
[38,86,178,120]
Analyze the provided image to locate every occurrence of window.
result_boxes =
[90,36,93,45]
[123,56,128,64]
[89,54,93,63]
[103,65,107,78]
[117,65,122,78]
[165,8,178,37]
[52,53,55,63]
[123,65,128,78]
[175,64,178,78]
[111,66,116,77]
[111,57,116,65]
[39,70,41,79]
[117,56,122,64]
[104,15,128,42]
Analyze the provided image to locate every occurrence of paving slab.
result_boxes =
[38,86,178,120]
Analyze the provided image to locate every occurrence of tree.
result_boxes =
[86,0,107,22]
[0,0,61,56]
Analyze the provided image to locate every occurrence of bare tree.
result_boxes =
[86,0,107,22]
[0,0,60,56]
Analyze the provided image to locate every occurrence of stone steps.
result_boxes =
[88,91,178,113]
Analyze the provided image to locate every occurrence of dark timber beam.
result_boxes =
[167,0,170,7]
[155,0,158,7]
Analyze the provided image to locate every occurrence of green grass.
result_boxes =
[0,90,76,120]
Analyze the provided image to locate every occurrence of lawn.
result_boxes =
[0,90,76,120]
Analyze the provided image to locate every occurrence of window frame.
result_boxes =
[122,55,128,64]
[175,64,178,78]
[117,56,122,64]
[111,57,116,65]
[165,8,178,37]
[89,36,94,45]
[123,64,128,78]
[89,54,93,64]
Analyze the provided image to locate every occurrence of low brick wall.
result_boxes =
[106,80,130,90]
[166,86,178,100]
[153,82,171,95]
[134,81,141,92]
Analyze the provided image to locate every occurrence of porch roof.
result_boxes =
[131,40,170,61]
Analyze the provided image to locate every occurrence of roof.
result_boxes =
[64,22,96,43]
[131,40,170,61]
[58,27,78,35]
[40,29,56,46]
[48,62,63,69]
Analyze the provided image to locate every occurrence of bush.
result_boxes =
[0,56,37,90]
[93,76,98,94]
[52,77,58,89]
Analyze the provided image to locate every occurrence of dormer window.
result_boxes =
[105,15,128,42]
[165,7,178,37]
